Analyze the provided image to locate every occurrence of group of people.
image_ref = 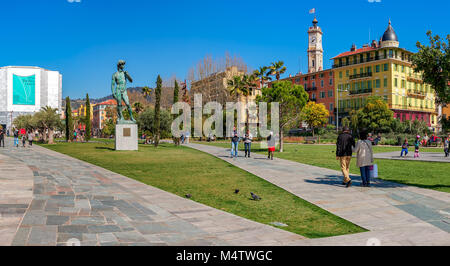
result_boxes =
[229,127,276,160]
[11,128,35,148]
[400,134,450,158]
[336,127,374,187]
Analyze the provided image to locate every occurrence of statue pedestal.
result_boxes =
[115,124,138,151]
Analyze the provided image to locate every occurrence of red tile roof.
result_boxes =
[98,99,117,106]
[331,47,376,59]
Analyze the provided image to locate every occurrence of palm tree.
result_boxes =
[253,66,272,88]
[227,75,251,130]
[133,102,144,114]
[142,86,152,102]
[268,61,287,81]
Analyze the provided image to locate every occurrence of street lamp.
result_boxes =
[336,86,349,132]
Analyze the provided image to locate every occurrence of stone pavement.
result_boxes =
[187,143,450,246]
[374,151,450,163]
[0,138,306,246]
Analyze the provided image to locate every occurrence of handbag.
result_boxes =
[369,164,378,178]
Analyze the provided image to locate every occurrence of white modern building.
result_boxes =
[0,66,62,133]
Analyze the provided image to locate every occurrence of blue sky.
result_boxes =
[1,0,449,99]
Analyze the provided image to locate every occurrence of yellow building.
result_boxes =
[332,20,437,130]
[77,103,97,120]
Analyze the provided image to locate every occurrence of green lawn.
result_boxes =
[41,142,366,238]
[198,141,450,193]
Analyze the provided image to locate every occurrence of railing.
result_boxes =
[305,87,317,91]
[407,89,426,98]
[349,72,373,80]
[349,89,373,95]
[333,54,411,68]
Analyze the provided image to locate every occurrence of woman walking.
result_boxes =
[444,136,449,158]
[353,130,374,187]
[267,132,275,160]
[28,131,34,147]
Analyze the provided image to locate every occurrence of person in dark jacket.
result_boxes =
[231,133,239,158]
[0,128,5,148]
[336,126,355,187]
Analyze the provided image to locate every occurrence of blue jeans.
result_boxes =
[14,137,19,146]
[231,142,238,157]
[400,148,408,156]
[360,166,371,186]
[244,142,251,156]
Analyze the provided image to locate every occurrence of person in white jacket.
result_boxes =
[353,129,374,187]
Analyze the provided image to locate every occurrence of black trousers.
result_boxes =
[0,138,4,147]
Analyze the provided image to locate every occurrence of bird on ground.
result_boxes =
[234,189,240,194]
[250,192,261,201]
[185,194,192,199]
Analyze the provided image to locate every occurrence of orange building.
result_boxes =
[92,99,117,130]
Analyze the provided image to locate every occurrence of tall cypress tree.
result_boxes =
[154,75,162,147]
[85,93,91,142]
[65,97,74,142]
[173,80,180,146]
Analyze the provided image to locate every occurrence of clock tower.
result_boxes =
[307,17,323,73]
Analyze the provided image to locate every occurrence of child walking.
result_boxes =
[400,138,408,157]
[414,135,420,158]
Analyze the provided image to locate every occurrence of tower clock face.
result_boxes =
[311,36,316,44]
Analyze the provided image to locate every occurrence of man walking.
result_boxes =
[336,126,355,187]
[0,128,5,148]
[231,132,239,158]
[28,131,34,147]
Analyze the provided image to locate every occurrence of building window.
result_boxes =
[376,79,380,88]
[384,78,388,88]
[389,50,393,58]
[394,78,398,87]
[401,80,405,88]
[339,71,342,78]
[383,63,388,71]
[376,65,380,73]
[346,70,349,77]
[330,103,333,110]
[401,65,405,73]
[321,80,324,87]
[328,90,333,97]
[329,79,333,85]
[320,91,325,98]
[304,83,307,90]
[312,81,315,88]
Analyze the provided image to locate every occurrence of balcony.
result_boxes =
[349,72,373,80]
[407,90,426,99]
[332,54,410,68]
[349,89,373,95]
[305,87,317,92]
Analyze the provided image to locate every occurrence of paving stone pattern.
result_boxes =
[0,138,305,246]
[187,143,450,246]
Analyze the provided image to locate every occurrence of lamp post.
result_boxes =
[336,87,349,132]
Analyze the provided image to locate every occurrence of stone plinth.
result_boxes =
[115,124,138,151]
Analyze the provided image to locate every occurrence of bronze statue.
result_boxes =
[111,60,136,124]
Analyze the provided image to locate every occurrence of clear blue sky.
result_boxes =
[1,0,448,99]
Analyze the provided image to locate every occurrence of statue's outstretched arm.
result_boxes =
[125,71,133,83]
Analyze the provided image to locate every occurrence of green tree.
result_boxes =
[34,106,61,144]
[302,102,330,137]
[173,80,180,146]
[253,66,272,88]
[13,114,35,132]
[65,97,74,142]
[153,75,162,147]
[353,96,394,133]
[268,61,287,81]
[257,80,309,152]
[137,107,172,139]
[412,31,450,104]
[133,102,144,114]
[85,94,91,142]
[142,86,152,101]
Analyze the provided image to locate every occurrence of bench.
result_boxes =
[304,136,319,144]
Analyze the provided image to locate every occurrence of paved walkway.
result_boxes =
[374,151,450,163]
[187,143,450,246]
[0,138,306,246]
